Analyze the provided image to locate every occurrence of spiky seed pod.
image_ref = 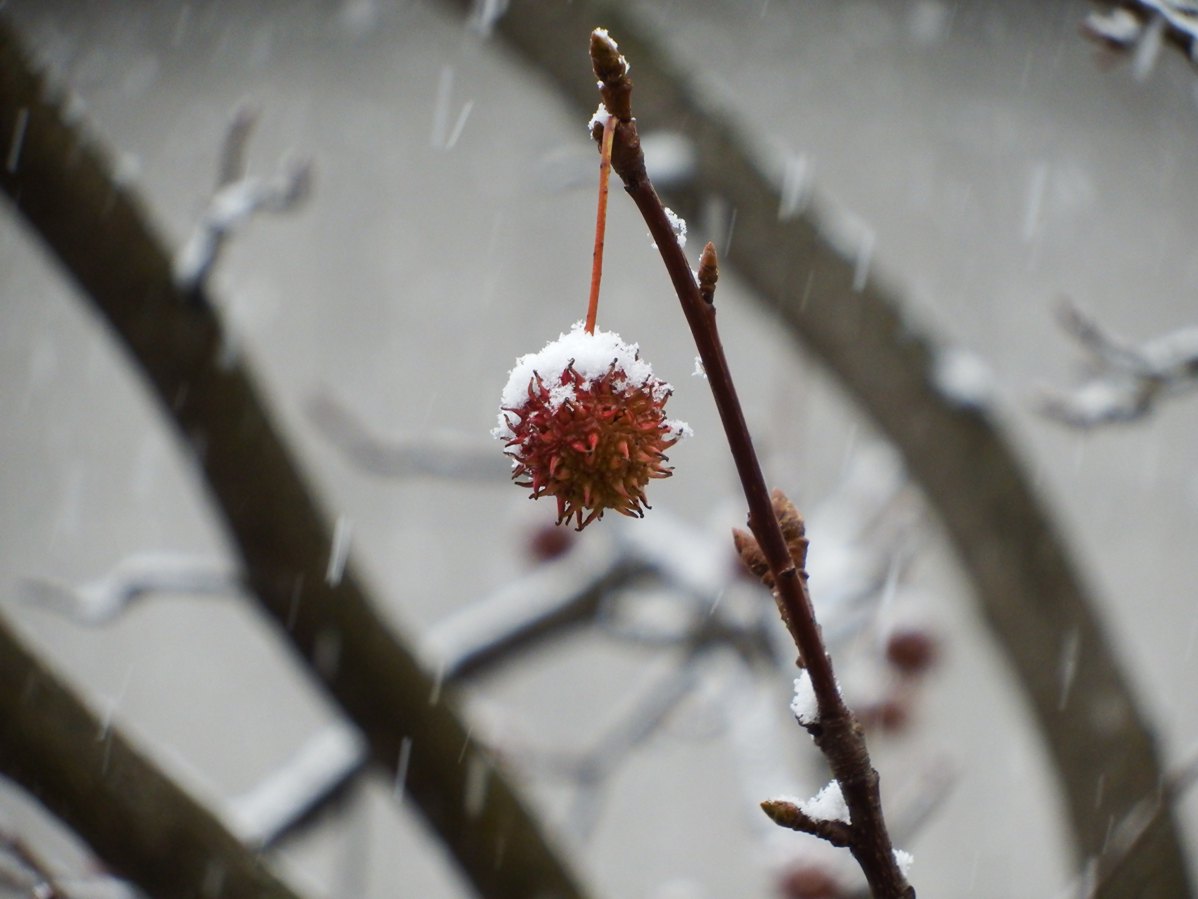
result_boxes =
[493,324,690,530]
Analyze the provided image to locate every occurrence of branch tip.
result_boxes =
[219,103,260,187]
[760,798,853,847]
[590,27,632,121]
[590,28,627,82]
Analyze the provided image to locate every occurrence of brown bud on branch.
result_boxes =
[590,28,633,122]
[760,798,853,848]
[734,489,809,589]
[698,241,719,305]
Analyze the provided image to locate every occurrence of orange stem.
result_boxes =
[585,115,616,334]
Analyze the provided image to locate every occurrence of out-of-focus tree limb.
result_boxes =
[1040,299,1198,427]
[1084,1,1198,74]
[457,2,1193,895]
[0,613,304,899]
[307,393,508,481]
[0,17,591,899]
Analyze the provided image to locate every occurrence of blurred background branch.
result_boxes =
[1041,299,1198,426]
[3,1,1197,896]
[0,613,307,899]
[0,15,591,899]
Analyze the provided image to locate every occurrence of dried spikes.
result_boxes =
[499,359,683,530]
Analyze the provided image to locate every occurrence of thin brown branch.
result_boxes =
[0,17,591,899]
[590,30,912,899]
[468,4,1193,895]
[0,613,306,899]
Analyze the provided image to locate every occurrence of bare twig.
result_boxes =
[589,30,912,898]
[0,17,591,899]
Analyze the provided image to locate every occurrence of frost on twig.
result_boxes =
[17,553,240,625]
[1040,299,1198,427]
[173,104,312,294]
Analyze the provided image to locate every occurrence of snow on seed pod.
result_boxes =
[493,322,691,530]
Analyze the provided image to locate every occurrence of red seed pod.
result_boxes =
[494,324,690,530]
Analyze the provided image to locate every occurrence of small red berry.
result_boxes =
[777,863,846,899]
[494,324,690,530]
[526,523,575,561]
[857,697,911,734]
[884,628,939,677]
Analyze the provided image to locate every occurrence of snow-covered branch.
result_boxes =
[1083,1,1198,77]
[1041,299,1198,426]
[173,104,312,294]
[227,724,367,849]
[17,553,239,625]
